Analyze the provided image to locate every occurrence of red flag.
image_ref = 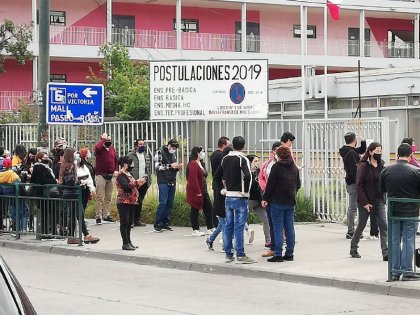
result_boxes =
[327,0,340,20]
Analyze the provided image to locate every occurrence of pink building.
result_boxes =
[1,0,420,111]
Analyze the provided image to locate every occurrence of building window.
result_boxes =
[50,74,66,83]
[37,10,66,25]
[348,28,371,57]
[269,102,282,113]
[284,102,302,112]
[329,99,352,110]
[293,25,316,39]
[409,95,420,106]
[380,96,406,107]
[352,98,377,109]
[173,19,199,33]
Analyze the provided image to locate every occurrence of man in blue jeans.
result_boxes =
[380,143,420,281]
[219,136,255,264]
[154,139,182,232]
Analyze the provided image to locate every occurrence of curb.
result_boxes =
[2,239,419,299]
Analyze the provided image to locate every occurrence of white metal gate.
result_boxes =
[0,118,397,221]
[303,117,397,221]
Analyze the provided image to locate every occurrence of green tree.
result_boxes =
[0,19,33,73]
[88,43,149,120]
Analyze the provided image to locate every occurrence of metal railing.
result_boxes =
[0,183,83,243]
[44,26,419,59]
[0,91,32,111]
[387,197,420,281]
[50,25,106,46]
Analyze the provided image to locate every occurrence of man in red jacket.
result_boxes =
[95,133,118,225]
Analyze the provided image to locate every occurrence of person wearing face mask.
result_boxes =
[247,155,271,246]
[153,139,182,232]
[350,142,388,261]
[127,139,152,227]
[75,152,99,244]
[339,132,367,240]
[78,147,95,187]
[49,138,68,164]
[186,146,214,236]
[59,148,83,244]
[94,133,118,225]
[30,152,59,238]
[116,156,146,250]
[258,141,281,258]
[22,148,37,231]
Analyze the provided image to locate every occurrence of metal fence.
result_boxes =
[0,118,397,222]
[0,183,83,243]
[303,118,393,221]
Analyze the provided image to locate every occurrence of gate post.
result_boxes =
[303,120,311,198]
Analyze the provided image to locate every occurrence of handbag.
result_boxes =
[416,248,420,268]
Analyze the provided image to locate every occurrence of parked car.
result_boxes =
[0,255,37,314]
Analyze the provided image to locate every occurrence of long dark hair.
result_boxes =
[189,146,203,162]
[361,142,381,162]
[14,144,27,161]
[117,155,133,167]
[59,147,76,181]
[186,146,204,179]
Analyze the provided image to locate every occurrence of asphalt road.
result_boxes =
[2,248,420,315]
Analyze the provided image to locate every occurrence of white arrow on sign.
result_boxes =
[82,87,98,98]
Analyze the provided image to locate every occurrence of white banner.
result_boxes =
[150,60,268,120]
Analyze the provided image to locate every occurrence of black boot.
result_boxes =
[129,242,138,249]
[122,243,135,251]
[127,227,137,249]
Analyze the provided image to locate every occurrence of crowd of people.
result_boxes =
[1,131,419,275]
[340,133,420,281]
[0,132,301,264]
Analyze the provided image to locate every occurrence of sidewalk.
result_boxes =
[2,221,420,299]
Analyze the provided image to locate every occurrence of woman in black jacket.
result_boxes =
[262,146,301,262]
[350,142,388,260]
[30,152,58,238]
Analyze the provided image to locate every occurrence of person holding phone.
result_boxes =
[116,156,146,250]
[350,142,388,261]
[127,139,153,227]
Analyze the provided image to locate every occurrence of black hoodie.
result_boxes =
[263,159,301,205]
[339,140,366,185]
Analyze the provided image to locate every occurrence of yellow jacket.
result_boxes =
[0,170,20,184]
[12,155,23,167]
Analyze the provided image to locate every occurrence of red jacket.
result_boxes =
[94,139,118,175]
[186,161,204,210]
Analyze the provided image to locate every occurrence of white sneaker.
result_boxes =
[207,228,215,235]
[192,230,205,237]
[248,229,255,244]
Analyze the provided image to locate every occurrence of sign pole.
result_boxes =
[38,0,50,148]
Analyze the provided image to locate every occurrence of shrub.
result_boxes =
[295,190,317,222]
[85,187,317,225]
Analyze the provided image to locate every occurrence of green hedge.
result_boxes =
[85,189,316,226]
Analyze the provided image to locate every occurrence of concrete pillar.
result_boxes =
[359,10,365,57]
[107,0,112,43]
[176,0,182,50]
[241,2,247,53]
[415,13,419,59]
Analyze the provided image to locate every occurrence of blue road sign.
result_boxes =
[46,82,104,125]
